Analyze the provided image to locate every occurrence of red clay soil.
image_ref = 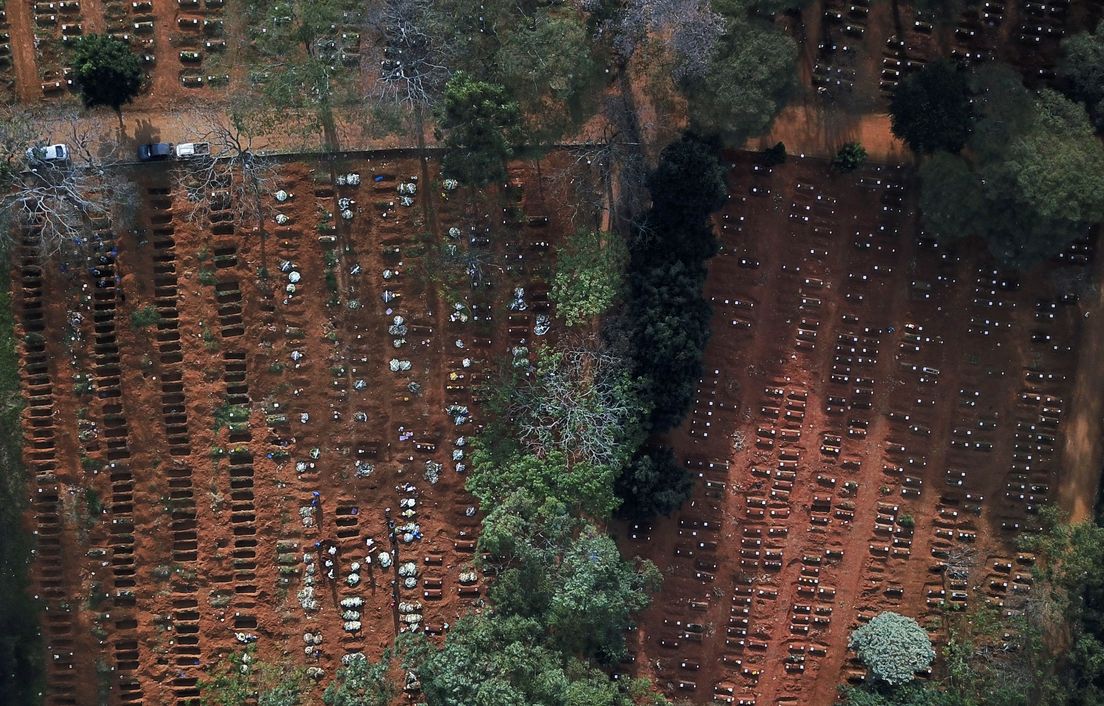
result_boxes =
[1057,248,1104,524]
[619,152,1096,706]
[751,0,1102,161]
[6,0,1102,161]
[16,154,574,706]
[9,0,237,109]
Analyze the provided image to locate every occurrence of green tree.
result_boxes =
[69,35,143,112]
[842,683,966,706]
[628,260,712,430]
[551,230,626,327]
[635,134,727,270]
[475,491,658,663]
[849,612,935,686]
[939,604,1048,706]
[495,14,604,145]
[967,64,1035,161]
[479,490,579,618]
[917,152,986,241]
[547,530,660,662]
[436,72,523,185]
[1003,89,1104,226]
[467,450,619,519]
[1058,22,1104,129]
[646,135,728,233]
[404,614,638,706]
[833,142,867,172]
[683,20,797,146]
[615,446,692,519]
[919,80,1104,265]
[322,653,394,706]
[240,0,360,148]
[889,60,973,154]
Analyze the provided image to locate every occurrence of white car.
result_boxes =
[26,143,69,163]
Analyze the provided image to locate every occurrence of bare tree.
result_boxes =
[368,0,448,109]
[661,0,727,83]
[508,339,642,468]
[584,0,725,80]
[175,108,280,232]
[0,109,137,259]
[544,95,652,235]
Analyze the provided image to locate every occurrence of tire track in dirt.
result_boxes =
[8,0,41,102]
[1059,240,1104,523]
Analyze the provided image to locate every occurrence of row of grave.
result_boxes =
[0,7,14,98]
[814,0,1071,106]
[642,158,1087,703]
[19,210,148,704]
[173,0,229,88]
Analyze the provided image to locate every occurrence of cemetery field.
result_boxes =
[799,0,1100,111]
[4,0,238,106]
[15,153,569,706]
[622,153,1101,705]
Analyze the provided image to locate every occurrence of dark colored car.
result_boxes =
[138,143,173,161]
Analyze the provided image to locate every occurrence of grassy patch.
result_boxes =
[130,305,162,329]
[213,402,250,431]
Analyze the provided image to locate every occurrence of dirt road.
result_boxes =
[1059,240,1104,523]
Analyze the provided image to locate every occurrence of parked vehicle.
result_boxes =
[138,143,173,161]
[174,142,210,158]
[25,143,69,163]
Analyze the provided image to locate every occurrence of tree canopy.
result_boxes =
[628,260,712,429]
[918,151,986,241]
[683,16,797,146]
[494,14,605,143]
[624,133,723,434]
[842,683,965,706]
[436,72,523,185]
[1058,22,1104,129]
[889,60,973,154]
[547,530,660,661]
[645,134,728,239]
[467,450,620,519]
[403,614,641,706]
[418,0,603,145]
[615,446,693,519]
[322,654,394,706]
[1003,89,1104,226]
[69,35,143,111]
[849,612,935,686]
[918,68,1104,265]
[551,230,626,327]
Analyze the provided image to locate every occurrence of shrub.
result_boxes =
[833,142,867,172]
[849,612,934,686]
